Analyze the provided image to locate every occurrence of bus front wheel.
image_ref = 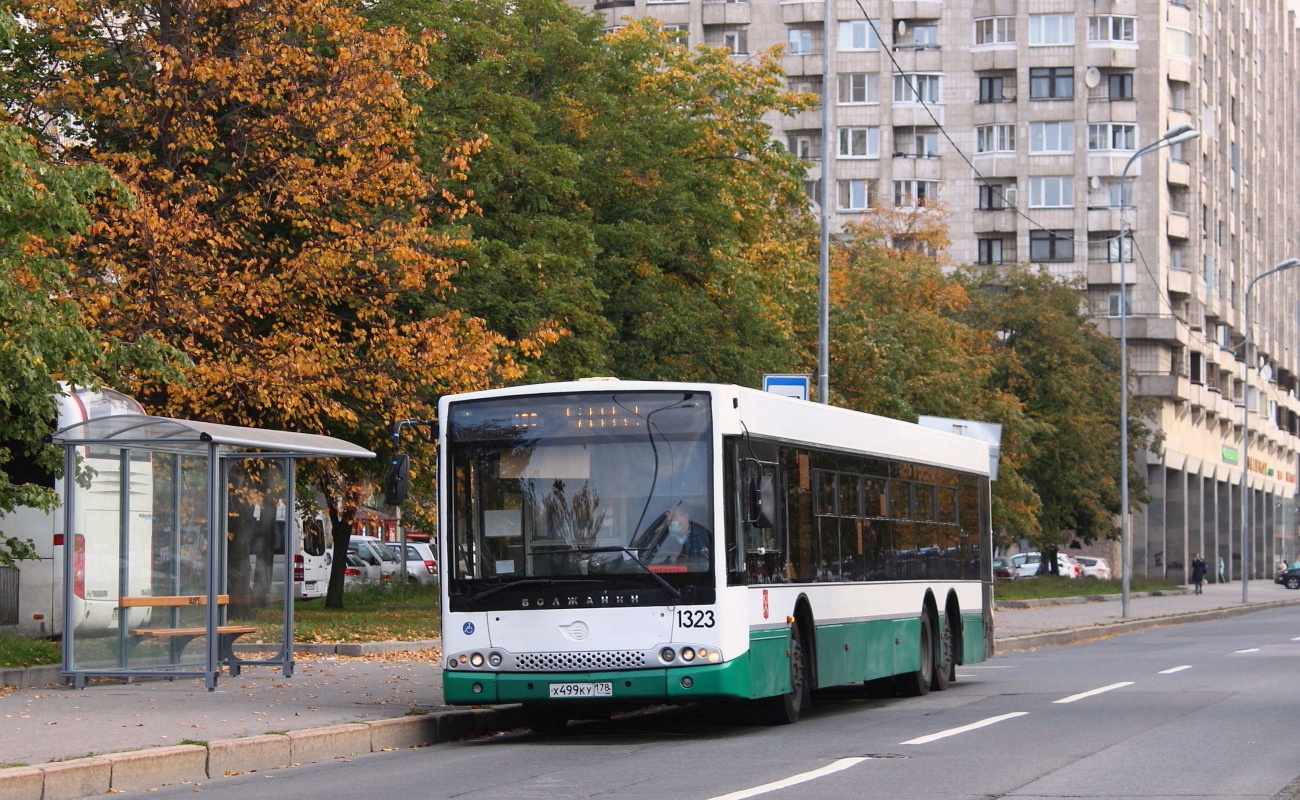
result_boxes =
[759,623,808,725]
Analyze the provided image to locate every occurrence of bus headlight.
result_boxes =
[660,647,676,663]
[470,652,485,668]
[680,647,696,662]
[488,652,503,667]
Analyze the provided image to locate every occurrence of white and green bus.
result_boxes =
[438,380,993,733]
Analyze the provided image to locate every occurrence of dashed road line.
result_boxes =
[899,712,1028,745]
[1159,665,1192,674]
[1054,682,1134,704]
[706,757,869,800]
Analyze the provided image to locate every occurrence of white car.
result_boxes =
[347,535,401,583]
[1075,556,1112,579]
[391,541,438,585]
[1010,551,1080,578]
[343,552,381,588]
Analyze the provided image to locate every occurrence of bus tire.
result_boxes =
[894,612,933,697]
[931,615,951,692]
[523,703,569,736]
[759,623,808,725]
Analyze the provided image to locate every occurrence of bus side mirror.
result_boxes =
[384,453,410,506]
[748,475,775,529]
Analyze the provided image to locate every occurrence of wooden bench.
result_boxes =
[120,595,257,668]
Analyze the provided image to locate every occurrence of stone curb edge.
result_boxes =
[994,596,1300,652]
[0,704,527,800]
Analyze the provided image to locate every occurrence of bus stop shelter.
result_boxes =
[48,414,374,689]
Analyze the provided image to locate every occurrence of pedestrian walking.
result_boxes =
[1191,553,1207,595]
[1217,555,1225,583]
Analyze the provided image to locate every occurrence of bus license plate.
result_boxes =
[548,682,613,698]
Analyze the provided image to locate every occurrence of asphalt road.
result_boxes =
[135,603,1300,800]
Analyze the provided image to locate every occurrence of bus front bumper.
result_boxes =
[443,656,753,705]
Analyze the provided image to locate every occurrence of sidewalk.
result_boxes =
[3,579,1299,799]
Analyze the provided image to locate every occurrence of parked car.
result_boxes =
[1076,556,1112,580]
[992,556,1017,580]
[1275,567,1300,590]
[343,552,381,588]
[1010,551,1080,578]
[390,541,438,585]
[347,535,400,583]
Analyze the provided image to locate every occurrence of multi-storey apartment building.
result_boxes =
[573,0,1300,582]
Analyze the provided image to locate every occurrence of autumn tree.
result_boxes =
[3,0,523,606]
[0,76,179,568]
[373,0,819,385]
[956,262,1155,563]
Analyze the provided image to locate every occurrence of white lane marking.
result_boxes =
[1054,682,1134,704]
[1159,665,1192,674]
[899,712,1027,745]
[707,757,868,800]
[1291,637,1300,641]
[1235,648,1260,654]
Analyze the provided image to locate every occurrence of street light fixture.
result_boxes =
[1119,124,1199,618]
[1240,257,1300,603]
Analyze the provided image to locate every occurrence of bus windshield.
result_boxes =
[446,391,713,602]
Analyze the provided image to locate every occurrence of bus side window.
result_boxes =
[742,458,784,583]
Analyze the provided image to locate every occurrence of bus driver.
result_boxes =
[652,505,710,565]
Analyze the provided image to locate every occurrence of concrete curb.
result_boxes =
[0,705,527,799]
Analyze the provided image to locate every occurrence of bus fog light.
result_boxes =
[470,653,485,667]
[660,647,676,662]
[680,648,696,662]
[488,652,503,667]
[680,676,694,689]
[472,682,483,694]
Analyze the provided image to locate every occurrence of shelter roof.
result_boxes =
[49,413,374,459]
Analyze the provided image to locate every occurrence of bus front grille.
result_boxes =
[515,650,648,671]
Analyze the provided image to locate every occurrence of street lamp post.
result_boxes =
[1119,124,1199,619]
[1240,257,1300,603]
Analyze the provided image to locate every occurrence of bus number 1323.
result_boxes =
[676,609,715,628]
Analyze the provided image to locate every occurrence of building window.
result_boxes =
[787,132,820,161]
[839,19,881,51]
[1088,16,1136,42]
[978,75,1014,103]
[838,126,879,158]
[893,73,941,104]
[977,238,1006,264]
[1107,180,1132,208]
[1029,176,1073,208]
[838,72,878,104]
[1030,230,1075,261]
[974,17,1015,45]
[1088,123,1137,151]
[975,124,1015,154]
[1029,13,1073,45]
[838,179,875,210]
[705,27,749,54]
[893,180,939,207]
[1106,292,1131,316]
[1108,72,1135,100]
[1029,121,1073,153]
[787,28,814,54]
[978,183,1015,210]
[897,23,938,49]
[1029,67,1074,99]
[894,130,938,158]
[662,24,689,45]
[1107,234,1133,263]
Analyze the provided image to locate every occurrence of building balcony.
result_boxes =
[1168,268,1193,297]
[971,48,1017,72]
[781,0,822,24]
[1098,314,1187,345]
[1138,372,1190,401]
[1167,158,1191,187]
[1167,212,1191,240]
[1087,46,1138,69]
[1087,261,1138,286]
[702,1,750,24]
[972,209,1016,233]
[892,104,944,128]
[783,54,824,77]
[1087,206,1123,232]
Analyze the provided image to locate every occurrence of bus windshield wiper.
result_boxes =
[463,577,601,605]
[556,545,681,598]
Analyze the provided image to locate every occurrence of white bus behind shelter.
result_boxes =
[48,414,374,690]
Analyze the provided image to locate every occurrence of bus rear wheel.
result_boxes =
[894,612,933,697]
[930,615,952,692]
[758,623,808,725]
[523,703,570,736]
